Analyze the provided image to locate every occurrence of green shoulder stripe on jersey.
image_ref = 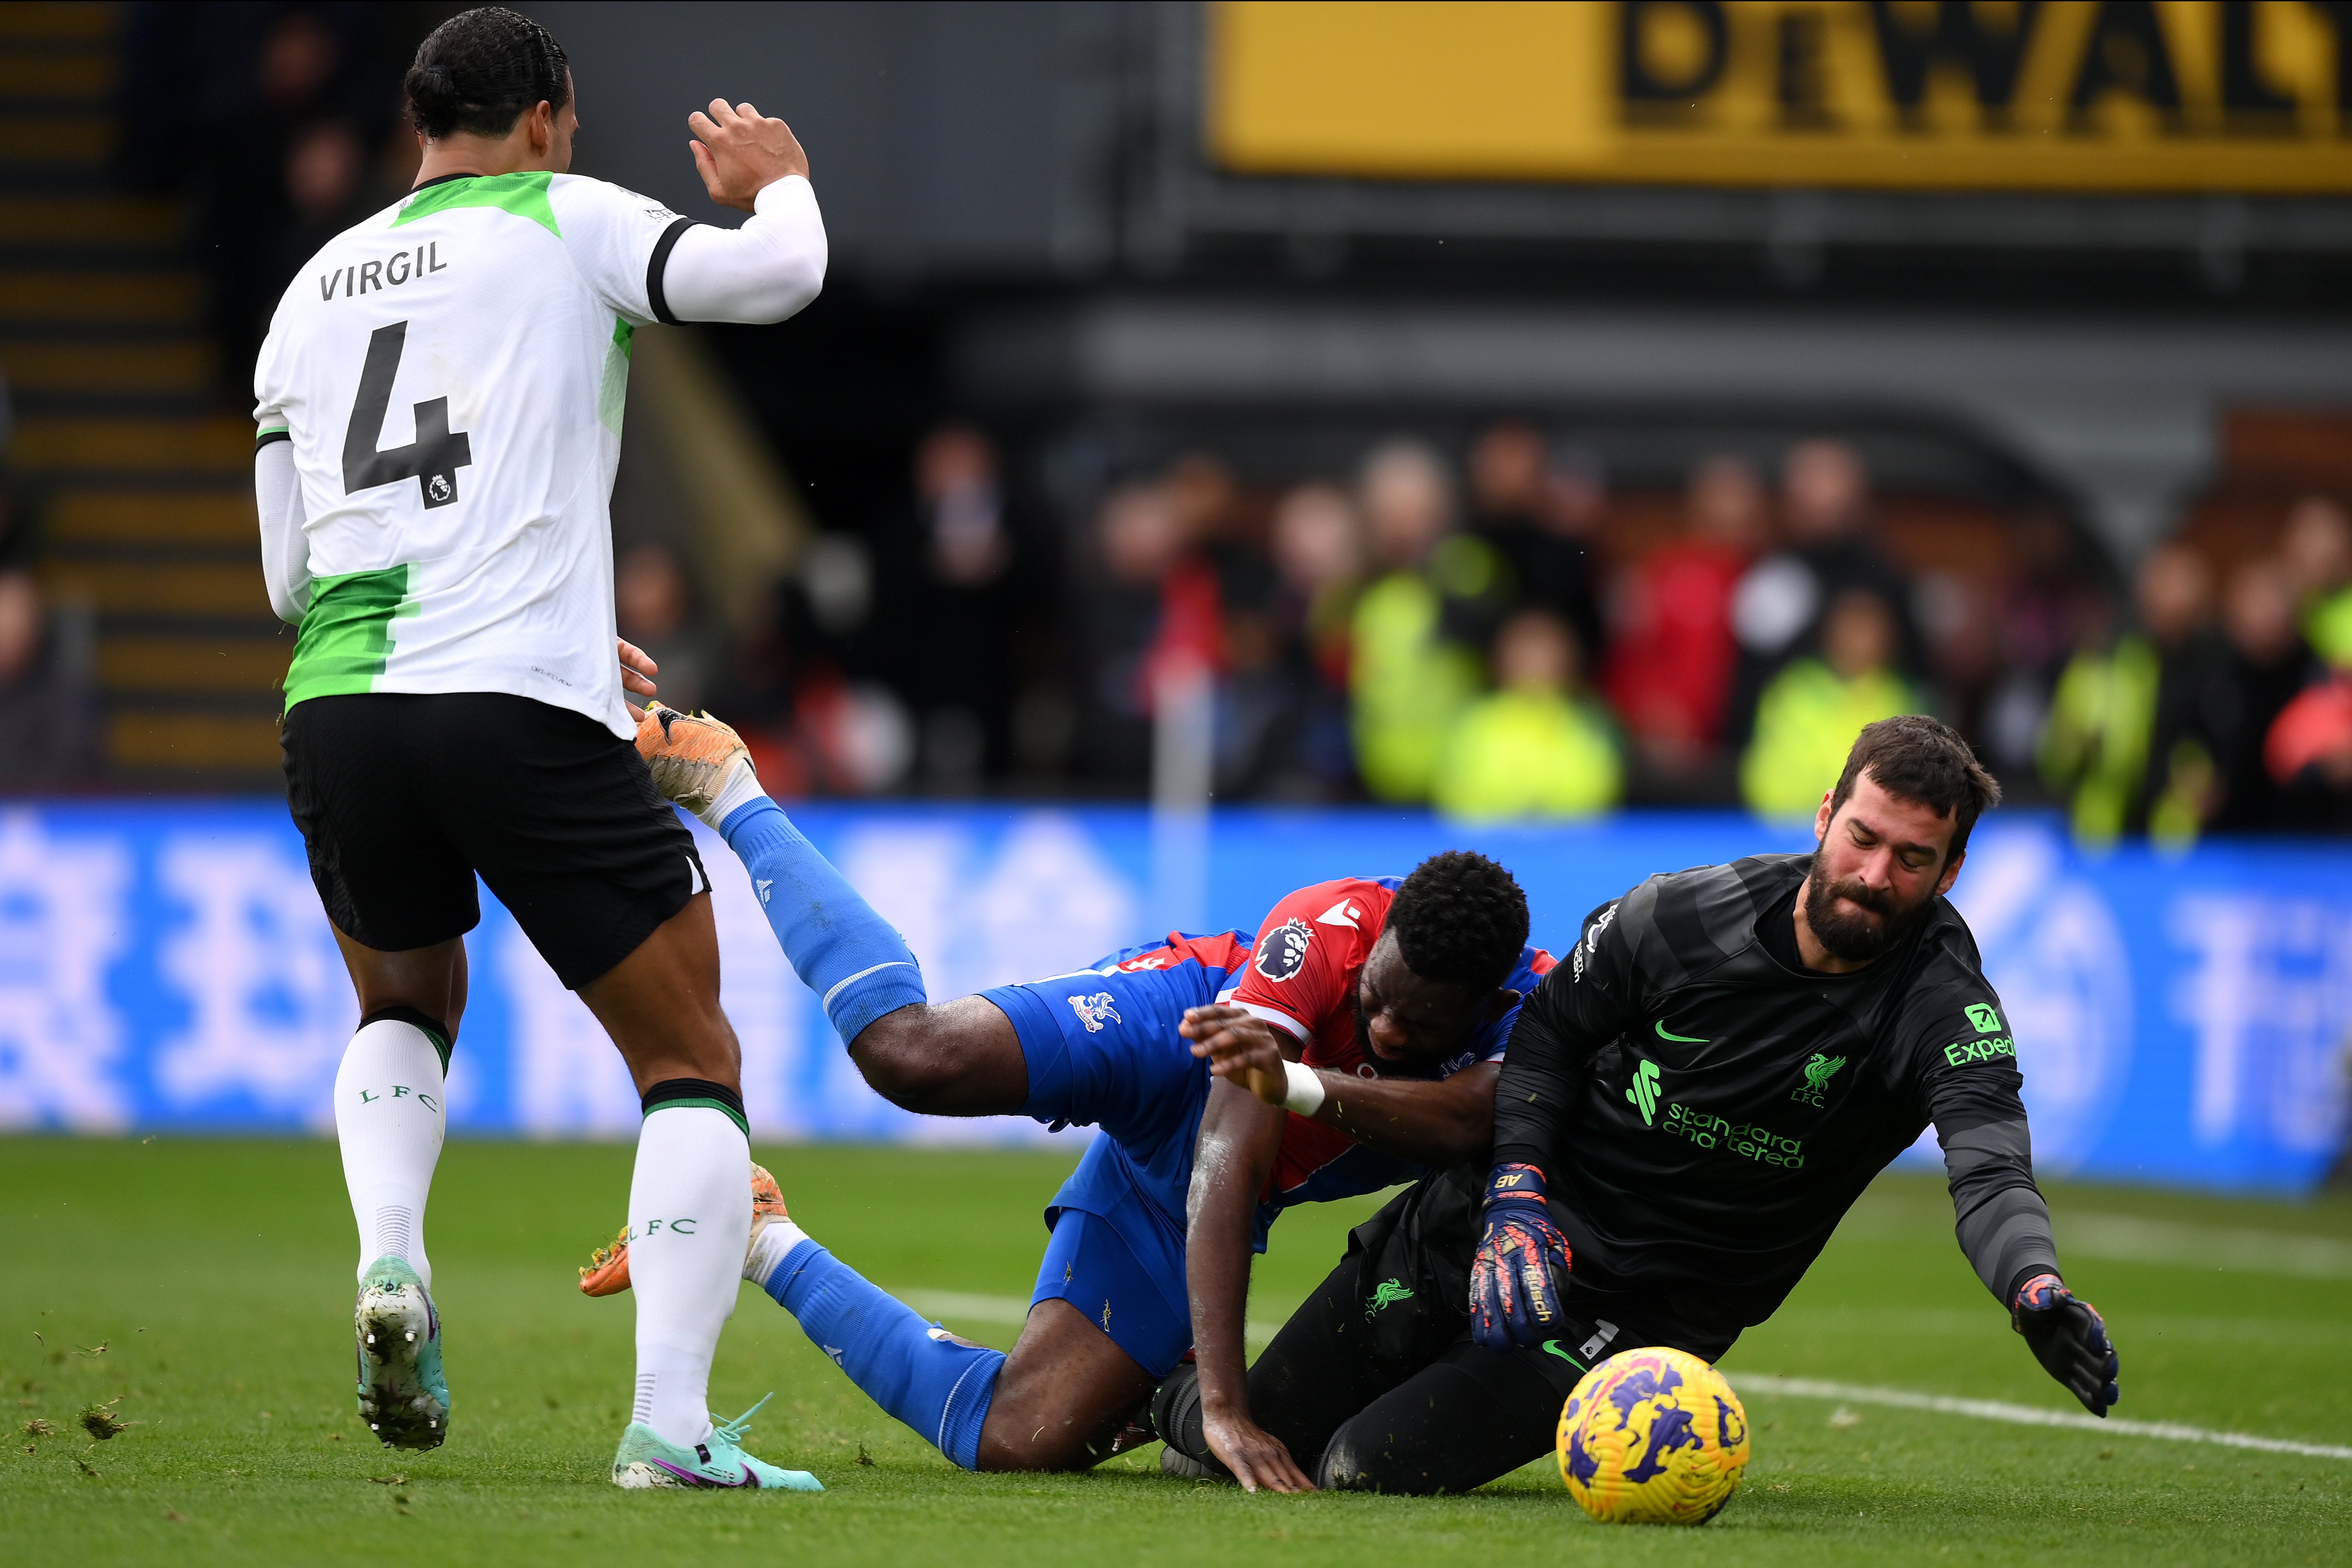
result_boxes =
[284,564,420,708]
[393,171,560,237]
[598,318,633,437]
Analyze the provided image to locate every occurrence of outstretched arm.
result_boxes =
[1184,1078,1314,1494]
[655,99,825,325]
[1926,1010,2117,1416]
[1182,1004,1495,1164]
[1940,1115,2060,1303]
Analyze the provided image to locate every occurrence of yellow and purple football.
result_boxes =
[1556,1346,1749,1525]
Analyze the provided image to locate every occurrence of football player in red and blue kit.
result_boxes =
[1155,860,1553,1490]
[581,705,1549,1490]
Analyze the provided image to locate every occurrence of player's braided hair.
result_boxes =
[1829,714,2003,860]
[1387,851,1528,993]
[404,7,571,141]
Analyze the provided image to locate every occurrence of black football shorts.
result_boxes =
[281,692,709,990]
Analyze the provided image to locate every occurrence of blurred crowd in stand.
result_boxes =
[118,4,431,395]
[643,423,1058,804]
[1052,427,1973,825]
[668,411,2352,838]
[2041,497,2352,842]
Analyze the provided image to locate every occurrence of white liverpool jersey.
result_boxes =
[255,170,692,738]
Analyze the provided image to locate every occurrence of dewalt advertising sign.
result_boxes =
[1210,1,2352,191]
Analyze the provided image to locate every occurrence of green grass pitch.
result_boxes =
[4,1137,2348,1565]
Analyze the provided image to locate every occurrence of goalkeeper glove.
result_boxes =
[1469,1162,1572,1352]
[2012,1272,2119,1416]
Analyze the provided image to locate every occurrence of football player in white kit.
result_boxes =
[252,8,845,1489]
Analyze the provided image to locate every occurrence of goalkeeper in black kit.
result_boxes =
[1156,715,2119,1494]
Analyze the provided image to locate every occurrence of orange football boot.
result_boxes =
[578,1162,790,1297]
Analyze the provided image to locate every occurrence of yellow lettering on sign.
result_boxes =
[1209,1,2352,192]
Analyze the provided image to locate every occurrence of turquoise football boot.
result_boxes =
[354,1256,449,1449]
[610,1394,823,1491]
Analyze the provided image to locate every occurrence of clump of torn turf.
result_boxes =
[22,1418,55,1438]
[78,1399,129,1441]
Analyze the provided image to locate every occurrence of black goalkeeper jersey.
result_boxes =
[1493,852,2058,1338]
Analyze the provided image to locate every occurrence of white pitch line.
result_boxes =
[1737,1375,2352,1461]
[896,1289,1033,1326]
[892,1292,2352,1462]
[2060,1214,2352,1281]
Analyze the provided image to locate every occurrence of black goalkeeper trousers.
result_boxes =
[1159,1170,1739,1494]
[1155,1243,1586,1493]
[1252,1286,1582,1493]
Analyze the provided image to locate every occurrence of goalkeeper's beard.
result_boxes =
[1804,856,1933,963]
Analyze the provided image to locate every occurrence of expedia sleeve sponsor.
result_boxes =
[1933,1000,2017,1068]
[1942,1034,2017,1068]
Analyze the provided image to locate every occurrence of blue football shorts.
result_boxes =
[1028,1193,1193,1377]
[981,943,1244,1376]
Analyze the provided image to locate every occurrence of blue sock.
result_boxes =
[720,797,928,1043]
[765,1239,1003,1470]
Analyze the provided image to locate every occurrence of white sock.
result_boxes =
[628,1104,752,1447]
[744,1215,812,1289]
[333,1017,448,1288]
[700,760,768,831]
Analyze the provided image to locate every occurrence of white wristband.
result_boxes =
[1281,1059,1326,1117]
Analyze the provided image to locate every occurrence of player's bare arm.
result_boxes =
[1180,1004,1295,1102]
[1181,1004,1502,1165]
[1184,1080,1315,1494]
[689,98,810,209]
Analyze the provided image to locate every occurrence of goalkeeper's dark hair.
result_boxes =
[1387,851,1528,993]
[1828,714,2002,861]
[405,7,570,141]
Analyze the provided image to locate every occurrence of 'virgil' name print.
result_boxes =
[321,243,448,302]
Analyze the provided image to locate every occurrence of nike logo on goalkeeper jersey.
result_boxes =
[1654,1020,1708,1043]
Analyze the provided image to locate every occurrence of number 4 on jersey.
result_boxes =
[343,320,472,509]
